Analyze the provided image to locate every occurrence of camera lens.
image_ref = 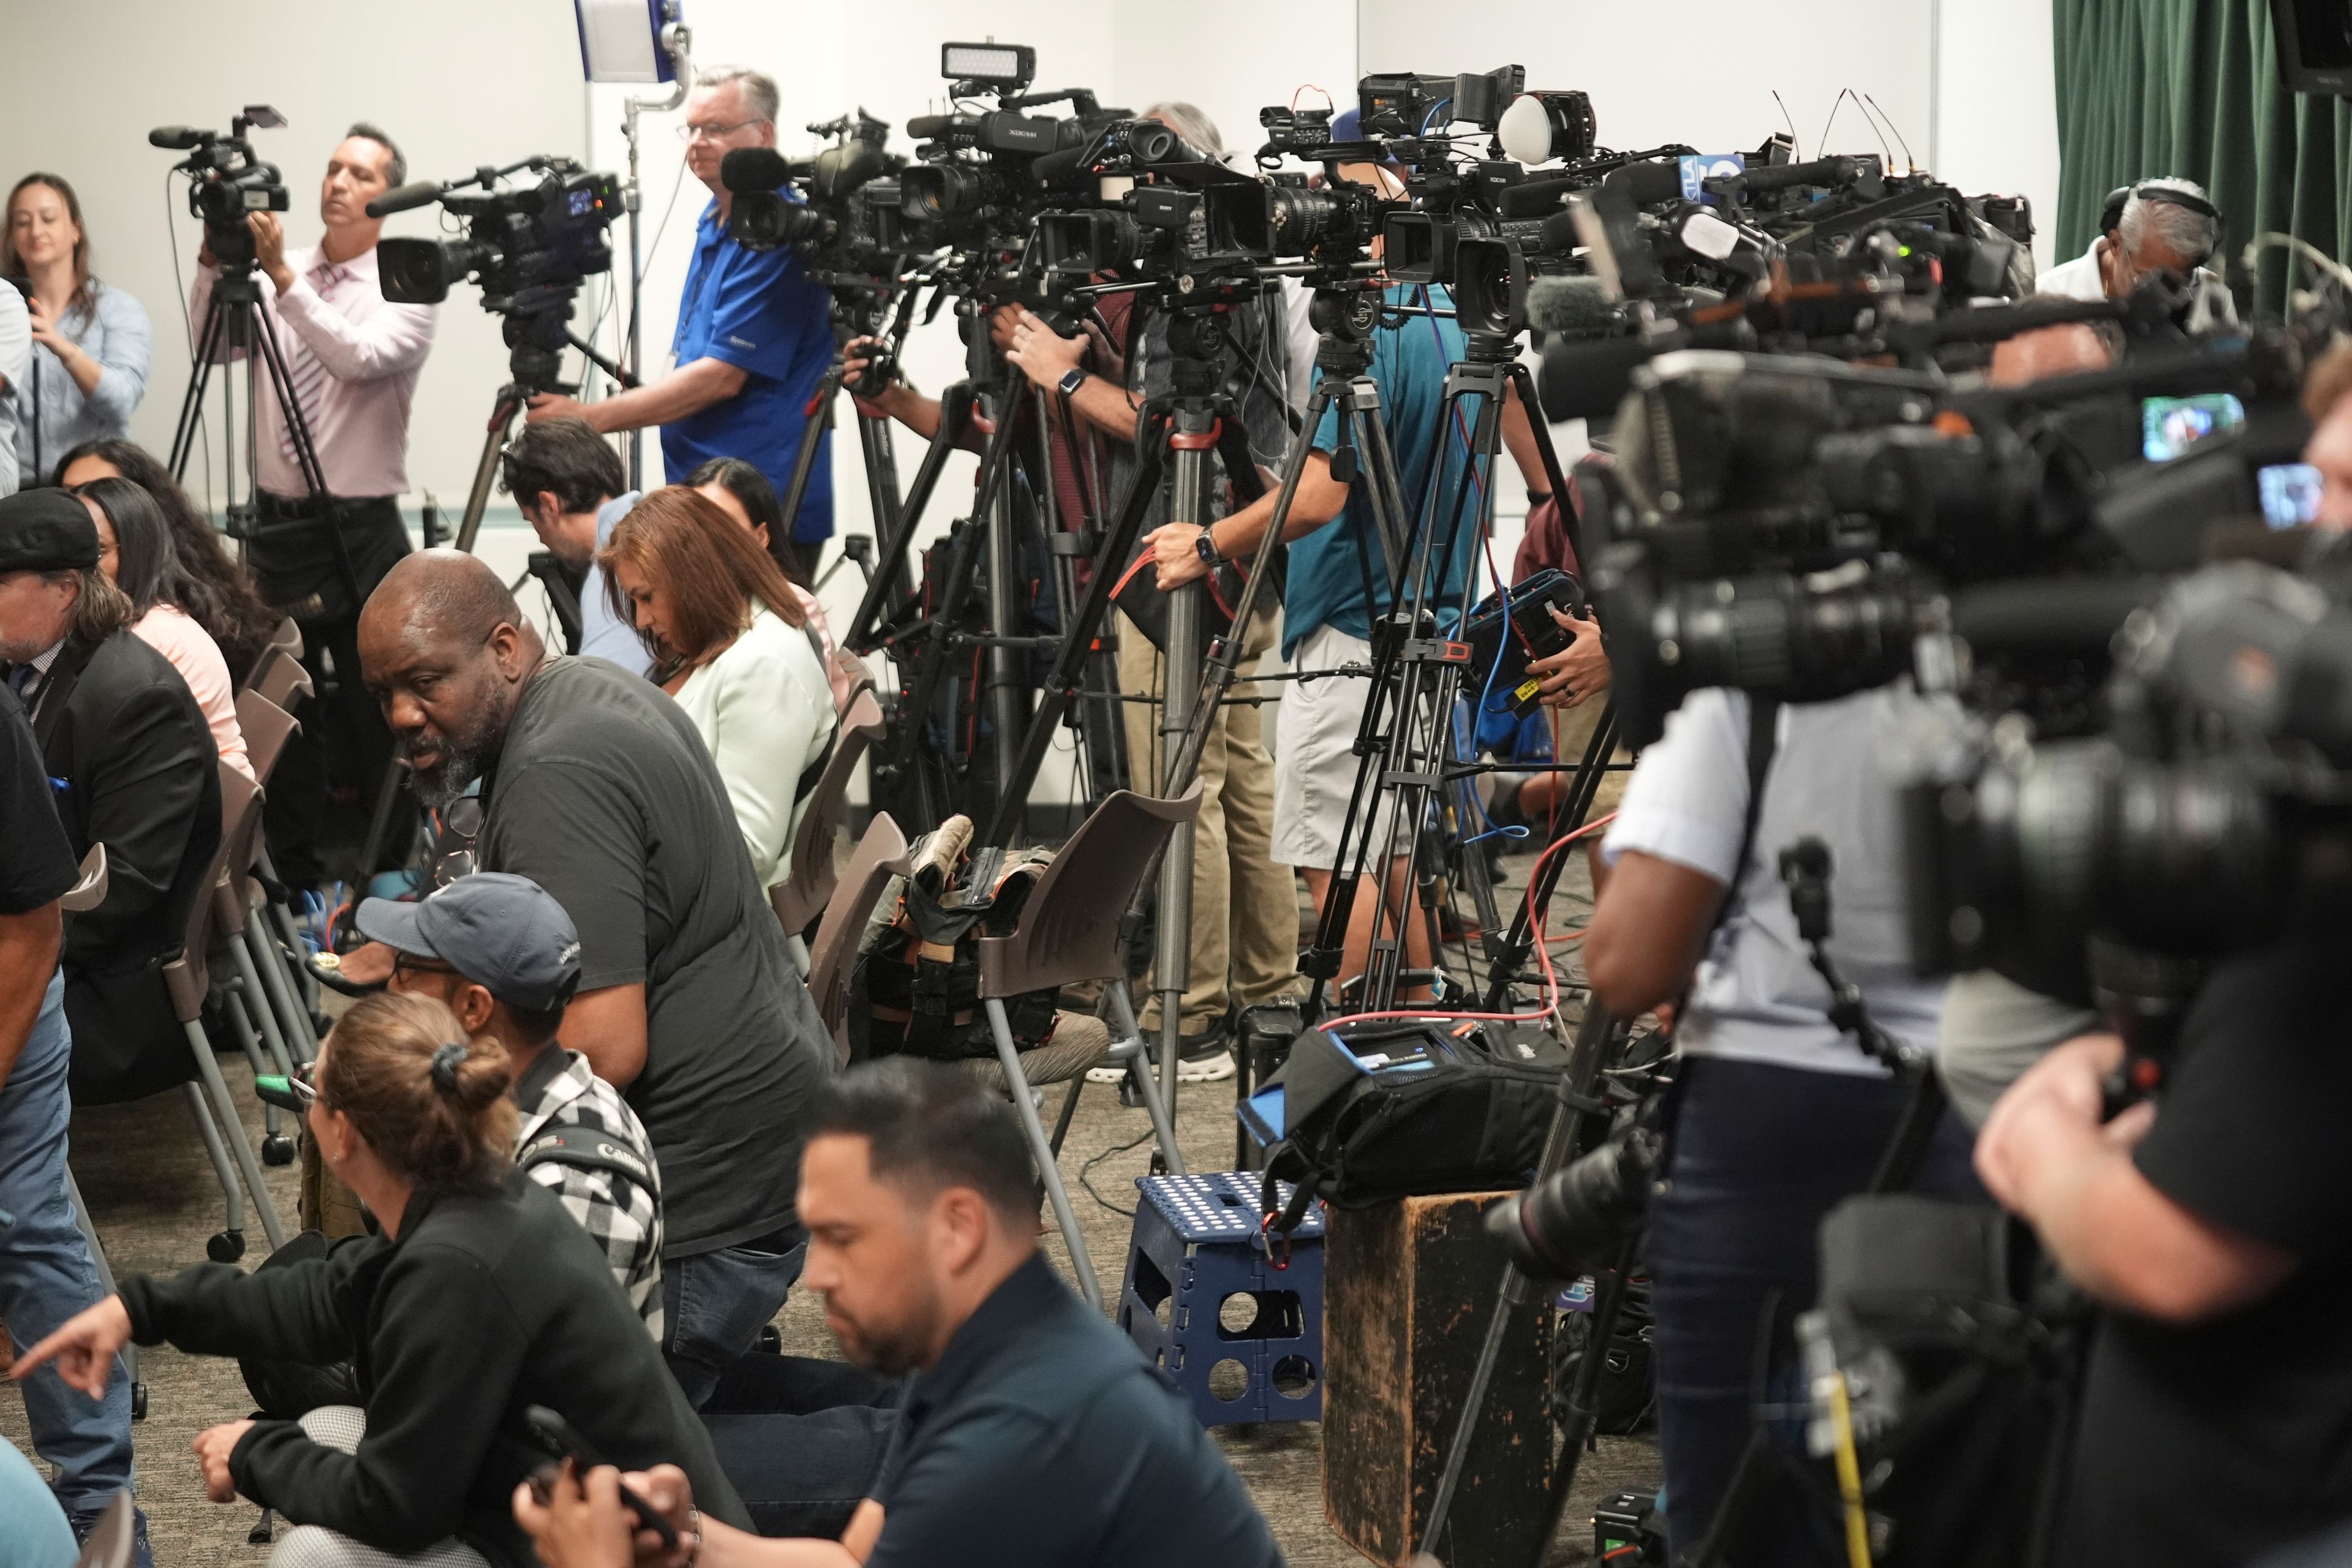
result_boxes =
[1265,186,1342,252]
[1487,1129,1661,1280]
[902,164,987,221]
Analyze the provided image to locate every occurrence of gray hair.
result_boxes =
[696,66,780,126]
[1145,102,1225,160]
[345,123,406,189]
[2120,178,2220,268]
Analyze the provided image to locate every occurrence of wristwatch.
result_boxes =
[1057,367,1088,398]
[1194,527,1224,571]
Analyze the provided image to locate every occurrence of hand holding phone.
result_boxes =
[518,1406,678,1550]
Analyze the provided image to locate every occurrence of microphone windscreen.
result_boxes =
[1496,94,1556,165]
[1026,144,1091,187]
[148,126,208,150]
[1539,334,1652,422]
[363,181,444,219]
[1600,159,1683,209]
[721,147,793,194]
[1947,576,2160,658]
[905,114,958,141]
[1496,175,1581,220]
[1526,274,1618,335]
[1733,156,1861,194]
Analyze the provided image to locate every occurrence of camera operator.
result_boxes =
[190,123,437,886]
[1580,683,1981,1559]
[524,67,835,580]
[0,544,150,1566]
[1975,934,2352,1568]
[513,1060,1283,1568]
[2038,177,2237,333]
[502,417,649,676]
[355,550,834,1408]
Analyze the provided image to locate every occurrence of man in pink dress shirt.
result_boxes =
[190,123,437,886]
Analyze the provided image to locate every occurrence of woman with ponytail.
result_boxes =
[12,993,748,1568]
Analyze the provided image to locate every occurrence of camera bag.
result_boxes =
[847,815,1062,1061]
[1254,1019,1570,1229]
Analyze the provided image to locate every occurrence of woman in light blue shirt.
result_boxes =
[5,174,152,487]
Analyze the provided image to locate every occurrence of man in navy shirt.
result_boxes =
[515,1060,1285,1568]
[526,66,835,578]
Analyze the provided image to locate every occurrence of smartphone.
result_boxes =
[518,1406,679,1548]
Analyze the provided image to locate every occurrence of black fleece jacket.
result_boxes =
[121,1172,747,1566]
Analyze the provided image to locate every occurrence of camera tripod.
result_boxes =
[168,257,353,612]
[1299,305,1578,1018]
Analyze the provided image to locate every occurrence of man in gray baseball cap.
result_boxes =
[364,873,667,1333]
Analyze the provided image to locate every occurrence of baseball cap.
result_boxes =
[357,873,584,1013]
[0,490,100,575]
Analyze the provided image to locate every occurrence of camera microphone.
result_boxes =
[1526,274,1618,336]
[364,182,445,219]
[1723,156,1871,195]
[148,126,213,150]
[1599,159,1685,209]
[1027,144,1093,187]
[721,147,793,194]
[905,113,959,142]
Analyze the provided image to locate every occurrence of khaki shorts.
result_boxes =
[1271,625,1397,870]
[1548,698,1633,818]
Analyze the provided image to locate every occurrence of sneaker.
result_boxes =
[69,1503,154,1568]
[1177,1033,1236,1083]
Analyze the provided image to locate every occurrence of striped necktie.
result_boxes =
[276,258,349,470]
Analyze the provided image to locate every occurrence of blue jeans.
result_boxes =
[1643,1057,1981,1567]
[0,973,134,1516]
[661,1228,807,1410]
[701,1354,900,1538]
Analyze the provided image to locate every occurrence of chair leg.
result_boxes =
[183,1020,288,1251]
[1104,986,1187,1177]
[181,1080,244,1238]
[227,936,298,1077]
[246,915,319,1068]
[221,989,284,1145]
[1047,1077,1084,1160]
[989,998,1102,1311]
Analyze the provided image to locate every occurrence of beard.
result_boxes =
[825,1291,938,1378]
[400,734,488,813]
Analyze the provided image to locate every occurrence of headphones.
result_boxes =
[2101,181,2222,268]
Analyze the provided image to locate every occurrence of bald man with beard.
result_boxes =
[355,549,834,1407]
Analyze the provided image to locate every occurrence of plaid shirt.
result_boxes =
[513,1047,665,1338]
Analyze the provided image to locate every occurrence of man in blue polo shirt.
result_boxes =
[525,66,834,579]
[514,1060,1285,1568]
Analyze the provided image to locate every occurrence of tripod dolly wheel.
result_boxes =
[208,1229,246,1264]
[130,1384,149,1422]
[262,1133,296,1166]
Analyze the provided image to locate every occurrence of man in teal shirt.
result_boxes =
[1144,165,1493,990]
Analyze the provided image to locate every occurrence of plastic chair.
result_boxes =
[60,845,106,913]
[224,690,319,1073]
[972,783,1202,1309]
[771,689,888,943]
[71,1493,138,1568]
[829,647,876,715]
[236,656,319,1019]
[244,644,314,712]
[160,760,290,1260]
[804,813,910,1067]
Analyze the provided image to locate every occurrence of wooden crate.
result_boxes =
[1322,1192,1555,1568]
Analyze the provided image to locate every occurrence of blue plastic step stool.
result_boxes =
[1118,1172,1326,1428]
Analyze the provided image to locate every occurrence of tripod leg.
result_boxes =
[775,366,841,541]
[846,385,974,653]
[456,393,525,556]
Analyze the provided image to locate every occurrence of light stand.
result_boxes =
[613,6,692,492]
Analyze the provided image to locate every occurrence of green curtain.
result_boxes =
[2052,0,2352,314]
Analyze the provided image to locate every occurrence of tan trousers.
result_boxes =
[1115,607,1302,1035]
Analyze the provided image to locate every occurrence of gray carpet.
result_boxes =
[2,849,1657,1566]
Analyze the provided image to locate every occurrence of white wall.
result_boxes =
[1935,0,2064,271]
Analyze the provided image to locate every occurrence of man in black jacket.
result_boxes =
[355,549,833,1406]
[0,488,222,1105]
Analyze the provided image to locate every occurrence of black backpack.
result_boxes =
[1253,1018,1569,1231]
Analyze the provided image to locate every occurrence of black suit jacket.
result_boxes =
[13,630,221,1099]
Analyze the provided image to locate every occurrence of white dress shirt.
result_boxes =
[190,244,436,499]
[2038,236,2239,333]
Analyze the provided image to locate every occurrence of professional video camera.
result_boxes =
[369,157,621,390]
[150,108,292,271]
[720,111,903,257]
[1584,329,2319,748]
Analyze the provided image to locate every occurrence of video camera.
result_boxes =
[150,108,293,271]
[720,111,904,259]
[369,157,621,390]
[1586,331,2317,748]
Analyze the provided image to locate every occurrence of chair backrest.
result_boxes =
[164,761,258,1025]
[770,688,888,936]
[829,646,876,716]
[805,812,910,1067]
[975,783,1203,1000]
[211,753,271,938]
[246,644,314,710]
[60,844,107,913]
[268,617,303,658]
[233,688,301,790]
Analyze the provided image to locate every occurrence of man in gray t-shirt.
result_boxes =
[357,549,832,1407]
